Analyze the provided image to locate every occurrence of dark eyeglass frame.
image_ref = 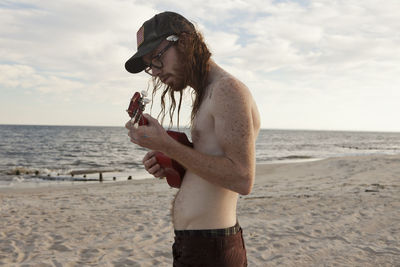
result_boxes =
[144,41,176,76]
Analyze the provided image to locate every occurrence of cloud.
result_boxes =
[0,1,157,103]
[1,0,400,130]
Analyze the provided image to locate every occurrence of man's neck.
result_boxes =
[206,60,217,85]
[204,60,224,89]
[187,59,218,91]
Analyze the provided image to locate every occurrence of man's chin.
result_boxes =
[169,80,186,92]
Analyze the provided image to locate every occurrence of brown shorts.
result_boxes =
[172,222,247,267]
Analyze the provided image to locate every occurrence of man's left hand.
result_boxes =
[125,114,172,152]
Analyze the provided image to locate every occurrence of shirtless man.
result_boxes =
[125,12,260,266]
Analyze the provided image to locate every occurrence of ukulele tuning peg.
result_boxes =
[141,90,148,97]
[143,98,151,104]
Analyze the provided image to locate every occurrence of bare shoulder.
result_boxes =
[209,69,260,133]
[210,73,252,104]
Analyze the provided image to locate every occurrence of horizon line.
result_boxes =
[1,123,399,134]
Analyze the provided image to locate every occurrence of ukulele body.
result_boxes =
[154,131,193,188]
[127,91,192,188]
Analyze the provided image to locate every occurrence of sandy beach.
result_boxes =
[1,154,399,266]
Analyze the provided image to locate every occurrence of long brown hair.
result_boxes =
[150,28,212,128]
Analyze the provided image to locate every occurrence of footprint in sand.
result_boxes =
[50,242,71,252]
[49,234,71,252]
[78,248,103,263]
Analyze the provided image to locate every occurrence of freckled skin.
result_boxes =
[126,45,260,230]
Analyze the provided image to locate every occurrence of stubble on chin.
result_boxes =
[169,64,188,92]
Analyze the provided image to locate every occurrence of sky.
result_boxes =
[1,0,400,132]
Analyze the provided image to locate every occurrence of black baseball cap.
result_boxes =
[125,11,195,74]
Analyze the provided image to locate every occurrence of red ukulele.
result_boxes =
[127,91,192,188]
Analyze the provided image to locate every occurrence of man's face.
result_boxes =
[143,40,187,91]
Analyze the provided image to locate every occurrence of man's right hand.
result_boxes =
[142,150,166,178]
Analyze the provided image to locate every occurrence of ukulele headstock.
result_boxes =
[127,90,150,125]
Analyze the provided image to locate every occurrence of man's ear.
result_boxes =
[178,32,190,42]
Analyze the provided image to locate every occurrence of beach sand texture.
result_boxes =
[1,154,399,266]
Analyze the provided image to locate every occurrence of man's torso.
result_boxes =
[172,66,260,230]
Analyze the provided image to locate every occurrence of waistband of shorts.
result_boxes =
[174,222,241,237]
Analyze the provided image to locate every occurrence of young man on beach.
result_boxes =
[125,11,260,266]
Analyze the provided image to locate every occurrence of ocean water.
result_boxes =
[1,125,399,188]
